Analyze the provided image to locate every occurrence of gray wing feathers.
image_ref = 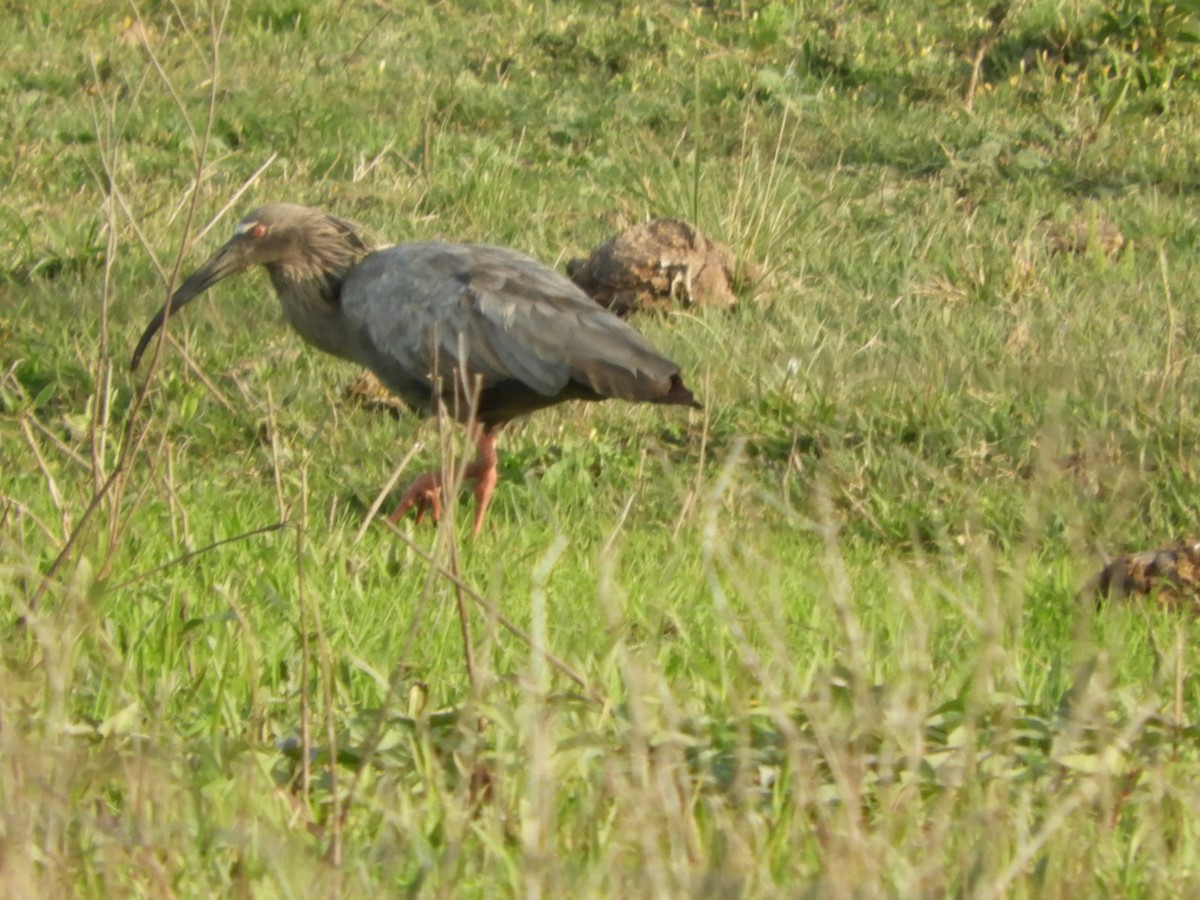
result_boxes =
[340,243,680,404]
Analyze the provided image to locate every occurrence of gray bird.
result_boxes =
[132,203,700,534]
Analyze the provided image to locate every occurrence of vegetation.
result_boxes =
[3,0,1200,894]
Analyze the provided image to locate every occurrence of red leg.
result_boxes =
[463,429,499,537]
[386,427,500,536]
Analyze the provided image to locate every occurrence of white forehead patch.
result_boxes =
[233,219,259,236]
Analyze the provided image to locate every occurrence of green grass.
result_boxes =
[4,0,1200,894]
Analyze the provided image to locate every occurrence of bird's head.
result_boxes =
[130,203,369,370]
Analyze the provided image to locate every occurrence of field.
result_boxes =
[3,0,1200,895]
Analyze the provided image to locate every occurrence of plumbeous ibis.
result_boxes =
[132,203,700,534]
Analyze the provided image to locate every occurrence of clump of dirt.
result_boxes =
[567,218,745,317]
[1043,215,1127,258]
[1085,540,1200,606]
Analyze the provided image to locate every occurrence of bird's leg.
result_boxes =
[387,426,499,535]
[463,427,499,537]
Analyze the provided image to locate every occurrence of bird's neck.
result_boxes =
[267,263,343,308]
[263,223,372,357]
[267,254,361,357]
[271,270,351,358]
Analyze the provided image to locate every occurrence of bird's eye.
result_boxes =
[249,223,270,239]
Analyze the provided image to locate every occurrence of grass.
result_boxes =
[3,0,1200,894]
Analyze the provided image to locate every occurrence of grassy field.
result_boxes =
[4,0,1200,895]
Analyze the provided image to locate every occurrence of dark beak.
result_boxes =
[130,240,246,370]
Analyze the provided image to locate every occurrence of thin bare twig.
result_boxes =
[446,531,477,690]
[29,0,233,609]
[17,417,66,532]
[108,520,288,591]
[380,518,601,703]
[353,441,425,545]
[194,153,278,242]
[347,6,394,60]
[296,469,313,800]
[965,5,1009,114]
[134,0,229,384]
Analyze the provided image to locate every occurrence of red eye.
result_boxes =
[250,223,269,239]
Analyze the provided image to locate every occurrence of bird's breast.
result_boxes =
[276,278,355,359]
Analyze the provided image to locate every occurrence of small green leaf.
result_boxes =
[32,382,55,409]
[97,702,141,738]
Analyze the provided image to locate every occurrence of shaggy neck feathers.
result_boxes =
[266,214,372,306]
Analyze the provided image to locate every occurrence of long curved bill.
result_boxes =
[130,240,243,370]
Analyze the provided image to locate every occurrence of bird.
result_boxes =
[131,203,701,535]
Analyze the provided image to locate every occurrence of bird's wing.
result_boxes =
[341,243,683,403]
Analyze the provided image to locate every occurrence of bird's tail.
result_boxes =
[660,373,702,409]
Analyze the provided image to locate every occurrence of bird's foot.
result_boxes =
[388,472,443,526]
[386,429,500,535]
